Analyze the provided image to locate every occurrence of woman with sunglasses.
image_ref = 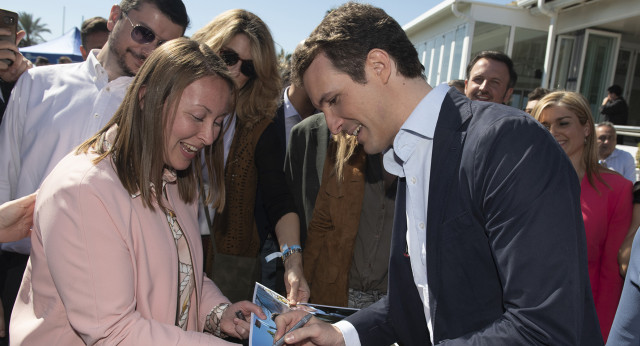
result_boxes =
[192,10,309,305]
[532,91,632,342]
[9,38,266,345]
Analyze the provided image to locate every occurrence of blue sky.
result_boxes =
[6,0,508,54]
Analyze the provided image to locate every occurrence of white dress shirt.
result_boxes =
[335,83,449,345]
[283,86,302,148]
[601,148,636,182]
[0,50,132,253]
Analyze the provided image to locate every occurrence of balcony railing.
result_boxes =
[614,125,640,138]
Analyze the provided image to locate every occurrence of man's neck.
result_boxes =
[95,44,126,82]
[600,150,614,161]
[393,77,433,126]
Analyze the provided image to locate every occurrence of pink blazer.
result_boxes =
[581,171,632,342]
[11,150,237,345]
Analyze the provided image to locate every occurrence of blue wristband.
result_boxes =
[282,244,302,263]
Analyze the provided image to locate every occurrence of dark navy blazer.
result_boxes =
[346,88,603,345]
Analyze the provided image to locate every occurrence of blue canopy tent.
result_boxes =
[20,27,83,63]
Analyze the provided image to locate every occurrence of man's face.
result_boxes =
[303,52,398,155]
[464,58,513,104]
[596,125,616,159]
[524,100,538,114]
[106,3,184,77]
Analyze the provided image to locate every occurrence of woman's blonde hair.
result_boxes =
[192,9,281,126]
[334,133,359,181]
[77,38,236,211]
[531,90,606,190]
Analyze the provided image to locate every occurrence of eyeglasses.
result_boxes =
[219,49,256,79]
[123,13,165,46]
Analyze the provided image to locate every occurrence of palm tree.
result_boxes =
[17,12,51,47]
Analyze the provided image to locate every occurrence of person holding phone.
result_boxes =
[0,9,32,121]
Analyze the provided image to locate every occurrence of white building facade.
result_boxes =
[404,0,640,124]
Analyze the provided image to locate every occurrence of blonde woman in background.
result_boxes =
[192,9,309,305]
[532,91,632,342]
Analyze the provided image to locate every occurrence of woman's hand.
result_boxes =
[220,300,266,339]
[0,192,37,243]
[284,252,310,305]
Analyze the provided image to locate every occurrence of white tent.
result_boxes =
[20,27,82,63]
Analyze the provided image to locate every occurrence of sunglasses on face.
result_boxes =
[219,49,256,79]
[123,13,165,46]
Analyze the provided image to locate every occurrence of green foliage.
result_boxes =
[17,12,51,47]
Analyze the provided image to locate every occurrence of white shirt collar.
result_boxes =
[283,86,301,120]
[383,83,449,176]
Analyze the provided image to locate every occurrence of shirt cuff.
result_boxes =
[334,320,361,346]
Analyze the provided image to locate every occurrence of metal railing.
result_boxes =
[614,125,640,138]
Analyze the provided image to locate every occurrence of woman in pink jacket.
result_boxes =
[10,38,265,345]
[533,91,632,342]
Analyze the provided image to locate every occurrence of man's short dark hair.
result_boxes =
[35,56,50,66]
[466,51,517,89]
[119,0,190,32]
[57,56,73,64]
[528,87,550,101]
[607,85,623,97]
[81,17,108,49]
[291,2,424,87]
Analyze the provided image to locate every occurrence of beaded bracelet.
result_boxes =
[206,303,229,338]
[282,244,302,264]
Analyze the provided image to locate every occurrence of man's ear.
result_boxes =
[107,5,121,32]
[367,49,392,84]
[502,87,514,105]
[138,85,147,110]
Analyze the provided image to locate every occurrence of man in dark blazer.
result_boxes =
[274,3,602,345]
[284,112,330,245]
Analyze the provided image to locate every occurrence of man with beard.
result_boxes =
[0,0,188,340]
[464,50,517,105]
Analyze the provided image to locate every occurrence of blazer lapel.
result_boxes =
[426,88,471,321]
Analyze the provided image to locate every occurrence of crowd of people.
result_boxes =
[1,0,640,345]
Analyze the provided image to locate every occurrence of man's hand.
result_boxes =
[274,310,346,346]
[0,192,36,243]
[602,95,611,106]
[220,300,266,339]
[284,252,310,305]
[0,29,32,82]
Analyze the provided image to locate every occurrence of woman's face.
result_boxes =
[164,76,230,171]
[538,105,590,163]
[220,33,253,89]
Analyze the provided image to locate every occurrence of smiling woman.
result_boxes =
[9,38,267,345]
[532,91,632,342]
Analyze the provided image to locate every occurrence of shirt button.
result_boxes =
[411,177,417,184]
[94,113,99,118]
[419,223,425,229]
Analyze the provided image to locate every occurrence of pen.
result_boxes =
[235,310,246,321]
[272,313,312,346]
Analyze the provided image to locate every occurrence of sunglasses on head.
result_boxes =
[123,13,165,46]
[219,49,256,79]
